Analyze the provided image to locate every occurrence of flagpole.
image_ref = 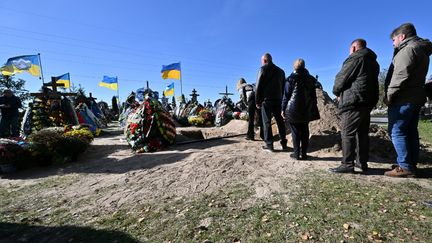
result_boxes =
[179,61,183,96]
[116,76,120,104]
[37,53,45,84]
[68,72,71,92]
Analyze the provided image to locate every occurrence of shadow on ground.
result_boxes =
[1,137,239,180]
[0,222,138,243]
[308,133,341,153]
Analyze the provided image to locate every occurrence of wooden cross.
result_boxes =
[189,88,200,103]
[30,76,77,98]
[218,85,234,97]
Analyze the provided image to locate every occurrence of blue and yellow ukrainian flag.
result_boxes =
[163,82,174,97]
[161,62,181,80]
[1,55,41,77]
[55,73,71,88]
[99,76,118,90]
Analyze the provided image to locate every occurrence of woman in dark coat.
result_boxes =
[281,59,320,160]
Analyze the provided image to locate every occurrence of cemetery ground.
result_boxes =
[0,120,431,242]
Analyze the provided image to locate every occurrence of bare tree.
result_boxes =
[376,69,388,109]
[70,83,86,96]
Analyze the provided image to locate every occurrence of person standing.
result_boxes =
[282,59,320,160]
[236,78,263,140]
[255,53,287,151]
[329,39,380,173]
[384,23,432,177]
[0,89,22,137]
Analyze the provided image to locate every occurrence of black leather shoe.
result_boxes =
[262,145,274,152]
[301,154,308,160]
[355,162,368,173]
[290,153,300,160]
[282,144,289,151]
[329,165,354,173]
[245,137,254,141]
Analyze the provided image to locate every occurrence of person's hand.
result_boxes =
[281,112,285,120]
[336,96,340,102]
[256,103,261,109]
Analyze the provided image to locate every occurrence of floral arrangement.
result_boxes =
[188,115,205,126]
[0,139,25,164]
[29,98,52,133]
[214,97,234,127]
[27,126,93,165]
[232,111,248,121]
[187,109,215,127]
[22,97,78,136]
[64,126,94,143]
[125,97,176,153]
[28,127,64,148]
[53,136,89,162]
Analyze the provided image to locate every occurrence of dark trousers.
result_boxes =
[289,122,309,156]
[247,98,263,139]
[340,107,371,166]
[0,116,20,137]
[261,100,287,148]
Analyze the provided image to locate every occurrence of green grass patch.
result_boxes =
[419,119,432,145]
[94,176,432,242]
[1,174,432,242]
[287,174,432,241]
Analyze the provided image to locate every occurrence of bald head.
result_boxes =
[350,38,367,54]
[261,53,272,65]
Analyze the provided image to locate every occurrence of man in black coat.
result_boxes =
[0,89,22,137]
[255,53,287,151]
[330,39,379,173]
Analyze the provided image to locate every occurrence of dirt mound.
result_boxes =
[369,124,396,161]
[177,120,248,141]
[284,88,395,159]
[176,91,396,161]
[310,89,341,134]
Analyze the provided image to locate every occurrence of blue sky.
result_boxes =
[1,0,431,104]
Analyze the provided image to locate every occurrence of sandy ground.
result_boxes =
[1,90,431,214]
[1,118,431,215]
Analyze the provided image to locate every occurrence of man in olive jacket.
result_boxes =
[255,53,287,151]
[384,23,432,177]
[330,39,379,173]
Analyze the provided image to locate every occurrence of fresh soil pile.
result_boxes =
[310,89,341,134]
[189,88,397,161]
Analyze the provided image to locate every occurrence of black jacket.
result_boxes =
[0,95,22,118]
[255,62,285,104]
[333,48,380,112]
[282,68,320,123]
